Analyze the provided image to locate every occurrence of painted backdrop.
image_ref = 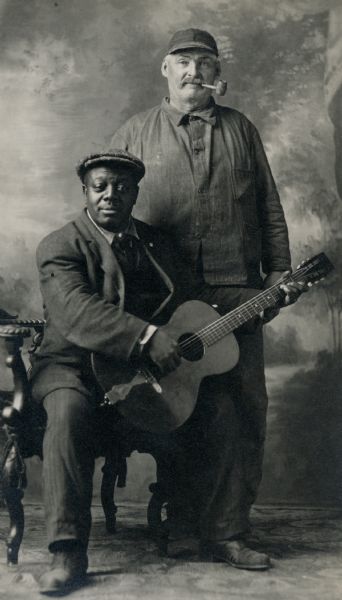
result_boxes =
[0,0,341,505]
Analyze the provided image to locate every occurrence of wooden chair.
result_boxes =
[0,318,168,566]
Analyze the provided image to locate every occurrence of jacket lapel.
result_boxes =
[73,211,175,318]
[74,210,125,303]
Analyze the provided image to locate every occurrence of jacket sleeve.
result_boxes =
[36,233,148,361]
[250,124,291,274]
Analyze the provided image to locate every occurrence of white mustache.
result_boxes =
[182,78,227,96]
[182,77,202,86]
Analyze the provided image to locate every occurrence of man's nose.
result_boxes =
[104,184,117,200]
[187,60,200,77]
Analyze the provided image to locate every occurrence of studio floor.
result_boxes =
[0,503,341,600]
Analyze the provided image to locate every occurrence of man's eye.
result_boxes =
[94,185,105,192]
[116,183,129,192]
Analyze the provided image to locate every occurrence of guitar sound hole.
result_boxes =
[178,332,204,361]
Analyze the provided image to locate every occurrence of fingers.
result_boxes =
[296,258,321,286]
[280,280,307,305]
[155,348,181,374]
[148,330,181,375]
[282,270,292,279]
[262,306,281,323]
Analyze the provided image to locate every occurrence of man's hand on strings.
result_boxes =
[147,329,181,374]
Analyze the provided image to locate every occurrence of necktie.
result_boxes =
[111,233,141,272]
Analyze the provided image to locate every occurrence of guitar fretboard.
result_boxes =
[200,285,283,346]
[179,264,314,354]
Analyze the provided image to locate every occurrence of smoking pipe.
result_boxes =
[193,78,227,96]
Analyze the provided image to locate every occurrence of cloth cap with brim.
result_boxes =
[168,28,218,56]
[76,150,145,183]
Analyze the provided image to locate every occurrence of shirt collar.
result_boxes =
[86,210,138,245]
[161,96,217,127]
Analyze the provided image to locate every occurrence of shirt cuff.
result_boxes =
[139,325,158,348]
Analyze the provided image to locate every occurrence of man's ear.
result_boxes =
[161,57,169,79]
[215,59,221,79]
[132,185,139,205]
[82,184,87,197]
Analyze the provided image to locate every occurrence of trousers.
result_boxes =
[41,295,267,548]
[42,389,97,550]
[163,287,268,542]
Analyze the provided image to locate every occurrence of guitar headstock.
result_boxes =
[292,253,334,285]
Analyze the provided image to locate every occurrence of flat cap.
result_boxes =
[76,150,145,183]
[168,28,218,56]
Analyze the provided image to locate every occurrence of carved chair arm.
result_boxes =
[0,326,32,426]
[0,319,44,418]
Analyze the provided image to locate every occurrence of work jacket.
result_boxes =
[111,99,291,288]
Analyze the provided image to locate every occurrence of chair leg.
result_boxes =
[0,326,42,565]
[101,453,119,534]
[4,487,25,566]
[1,437,26,565]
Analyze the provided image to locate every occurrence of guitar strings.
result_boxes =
[179,266,311,352]
[178,264,317,354]
[179,264,317,352]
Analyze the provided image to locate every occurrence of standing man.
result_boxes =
[111,29,292,569]
[30,150,188,595]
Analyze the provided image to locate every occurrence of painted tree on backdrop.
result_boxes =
[276,134,342,357]
[259,4,342,505]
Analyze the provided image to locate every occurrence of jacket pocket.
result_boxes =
[233,168,260,230]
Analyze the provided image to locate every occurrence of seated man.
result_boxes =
[30,149,304,595]
[30,150,189,595]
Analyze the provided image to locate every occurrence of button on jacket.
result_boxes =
[111,98,291,288]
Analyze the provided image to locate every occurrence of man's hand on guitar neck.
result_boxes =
[279,278,308,306]
[262,270,308,323]
[146,329,182,375]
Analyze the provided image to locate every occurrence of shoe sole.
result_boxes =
[201,550,271,571]
[220,558,271,571]
[39,575,87,596]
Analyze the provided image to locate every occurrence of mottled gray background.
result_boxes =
[0,0,341,506]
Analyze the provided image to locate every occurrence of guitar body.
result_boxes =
[92,301,240,433]
[93,252,334,433]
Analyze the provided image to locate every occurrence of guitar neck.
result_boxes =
[198,279,290,347]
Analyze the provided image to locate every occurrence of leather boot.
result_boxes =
[39,547,88,595]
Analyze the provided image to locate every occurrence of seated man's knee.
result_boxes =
[43,389,93,434]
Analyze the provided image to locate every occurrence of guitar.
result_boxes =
[92,253,334,434]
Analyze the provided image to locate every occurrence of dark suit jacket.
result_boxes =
[30,209,192,402]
